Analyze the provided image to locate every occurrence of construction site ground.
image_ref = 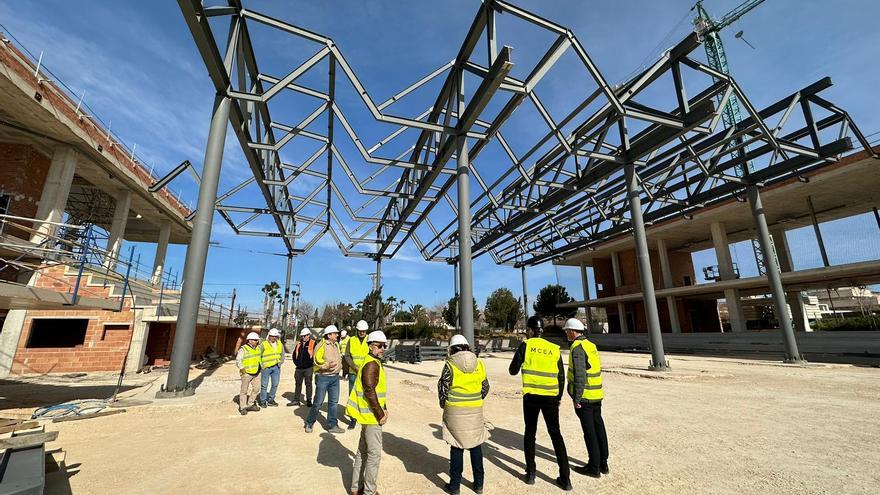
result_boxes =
[2,351,879,495]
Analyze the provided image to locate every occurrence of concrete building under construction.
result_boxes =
[0,33,246,376]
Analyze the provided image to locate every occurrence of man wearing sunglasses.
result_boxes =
[348,331,389,495]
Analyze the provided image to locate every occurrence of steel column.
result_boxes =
[747,185,804,363]
[453,258,460,333]
[374,257,382,330]
[625,162,668,370]
[282,254,293,335]
[162,95,232,396]
[521,265,529,319]
[457,134,475,346]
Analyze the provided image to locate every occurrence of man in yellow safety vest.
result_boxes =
[259,328,285,407]
[344,319,371,429]
[438,334,488,495]
[236,331,262,416]
[347,330,388,495]
[508,315,571,491]
[563,317,608,479]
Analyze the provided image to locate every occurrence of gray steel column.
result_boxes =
[625,162,668,370]
[162,95,231,395]
[521,265,529,319]
[747,185,804,363]
[282,254,293,334]
[374,257,382,330]
[457,134,475,346]
[453,259,460,333]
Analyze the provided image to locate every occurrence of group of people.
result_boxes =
[236,315,608,495]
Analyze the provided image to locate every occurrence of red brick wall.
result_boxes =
[11,308,135,374]
[0,142,50,221]
[143,323,249,365]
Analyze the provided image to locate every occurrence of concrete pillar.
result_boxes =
[580,263,593,330]
[105,189,132,269]
[2,147,78,376]
[32,146,77,243]
[151,219,172,285]
[610,251,629,334]
[710,222,747,333]
[772,228,811,332]
[657,239,681,333]
[125,308,151,373]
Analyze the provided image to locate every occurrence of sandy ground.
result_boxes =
[3,351,879,495]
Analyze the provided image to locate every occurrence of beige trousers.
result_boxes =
[351,424,383,495]
[239,371,259,409]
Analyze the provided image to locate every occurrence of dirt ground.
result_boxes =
[3,351,879,494]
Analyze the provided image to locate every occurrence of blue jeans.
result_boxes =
[306,374,339,429]
[260,364,281,403]
[449,445,484,491]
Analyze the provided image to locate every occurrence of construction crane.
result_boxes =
[692,0,770,275]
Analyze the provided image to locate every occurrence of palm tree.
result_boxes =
[261,281,280,327]
[387,296,398,322]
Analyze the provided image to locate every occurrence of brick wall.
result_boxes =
[143,323,249,366]
[0,142,50,221]
[11,308,135,374]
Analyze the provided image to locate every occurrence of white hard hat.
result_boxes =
[299,328,311,336]
[366,330,387,344]
[246,331,260,341]
[268,328,281,337]
[356,320,369,332]
[341,330,348,339]
[563,318,586,332]
[449,334,469,348]
[322,325,340,337]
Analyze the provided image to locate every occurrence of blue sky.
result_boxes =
[1,0,878,312]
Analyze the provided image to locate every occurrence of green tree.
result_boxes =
[533,284,577,327]
[409,304,428,324]
[484,288,523,331]
[442,296,479,327]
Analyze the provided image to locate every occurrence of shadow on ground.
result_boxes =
[383,431,447,489]
[384,364,439,378]
[317,432,354,491]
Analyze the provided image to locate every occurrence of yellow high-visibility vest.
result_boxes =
[240,344,261,375]
[568,339,603,402]
[521,337,560,396]
[340,336,350,355]
[346,354,387,425]
[261,340,283,368]
[348,336,370,370]
[313,339,340,372]
[446,358,486,408]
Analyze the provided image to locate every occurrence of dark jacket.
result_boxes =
[361,359,386,421]
[292,338,315,369]
[568,334,596,402]
[508,339,565,401]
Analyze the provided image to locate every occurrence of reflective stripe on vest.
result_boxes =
[346,354,387,425]
[313,340,340,372]
[521,338,560,396]
[348,336,370,369]
[241,344,261,374]
[261,340,282,368]
[567,338,603,402]
[447,358,486,408]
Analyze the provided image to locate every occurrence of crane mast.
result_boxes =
[693,0,769,274]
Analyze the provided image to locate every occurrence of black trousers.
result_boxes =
[449,445,484,491]
[575,401,608,470]
[523,394,570,481]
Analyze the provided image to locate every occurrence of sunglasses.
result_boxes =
[371,343,387,349]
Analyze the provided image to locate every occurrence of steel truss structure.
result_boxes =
[162,0,874,392]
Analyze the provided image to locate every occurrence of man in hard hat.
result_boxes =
[563,317,608,478]
[258,328,285,407]
[236,332,263,415]
[348,330,389,495]
[305,325,345,434]
[343,319,371,430]
[438,334,488,495]
[291,327,316,407]
[508,315,572,491]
